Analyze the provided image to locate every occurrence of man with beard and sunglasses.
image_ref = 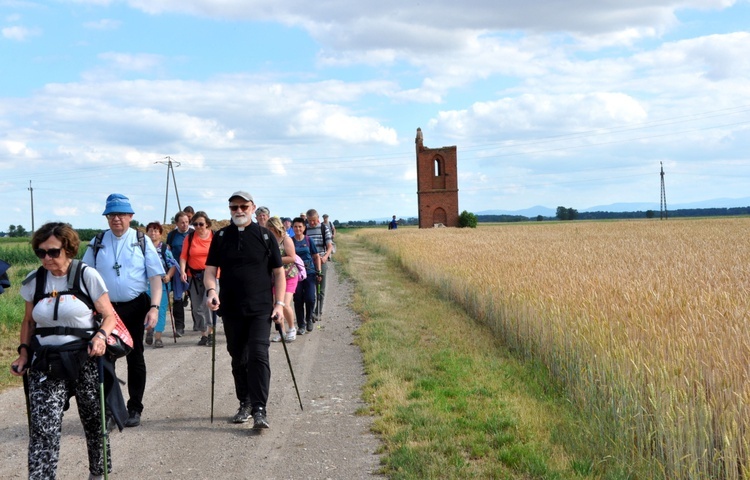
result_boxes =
[203,191,285,429]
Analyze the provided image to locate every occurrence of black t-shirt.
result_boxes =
[206,223,282,317]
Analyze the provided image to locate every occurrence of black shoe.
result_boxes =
[232,404,252,424]
[175,329,184,338]
[297,325,306,336]
[124,410,141,427]
[205,334,214,347]
[252,408,269,429]
[306,322,314,332]
[197,335,208,346]
[145,329,153,346]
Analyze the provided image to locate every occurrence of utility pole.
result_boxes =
[155,157,182,224]
[660,162,668,220]
[28,180,35,232]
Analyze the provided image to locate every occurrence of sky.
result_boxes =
[1,0,750,229]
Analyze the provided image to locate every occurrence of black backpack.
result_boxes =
[90,229,147,267]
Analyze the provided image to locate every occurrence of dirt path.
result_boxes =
[0,263,383,479]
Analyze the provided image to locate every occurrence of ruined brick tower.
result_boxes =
[415,128,459,228]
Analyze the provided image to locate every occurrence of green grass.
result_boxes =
[0,242,33,390]
[336,232,633,479]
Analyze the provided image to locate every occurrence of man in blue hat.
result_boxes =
[82,193,165,427]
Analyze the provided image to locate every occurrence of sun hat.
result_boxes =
[102,193,135,215]
[228,191,253,202]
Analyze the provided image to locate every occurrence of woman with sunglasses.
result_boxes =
[179,211,216,346]
[10,222,120,480]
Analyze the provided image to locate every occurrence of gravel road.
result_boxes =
[0,262,383,479]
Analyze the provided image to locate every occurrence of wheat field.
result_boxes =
[357,218,750,479]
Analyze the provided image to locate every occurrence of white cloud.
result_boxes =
[84,18,121,30]
[2,25,40,41]
[98,52,164,72]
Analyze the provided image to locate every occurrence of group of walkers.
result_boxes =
[8,189,336,479]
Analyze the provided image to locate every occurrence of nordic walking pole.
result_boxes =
[22,372,31,435]
[167,291,177,343]
[12,363,31,435]
[314,272,323,321]
[97,356,109,480]
[210,299,218,423]
[276,320,303,411]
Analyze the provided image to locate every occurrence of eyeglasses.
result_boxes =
[229,205,251,212]
[106,213,130,220]
[34,248,62,259]
[193,222,206,227]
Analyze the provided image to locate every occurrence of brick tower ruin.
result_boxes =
[415,128,459,228]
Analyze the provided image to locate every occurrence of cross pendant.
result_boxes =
[113,262,121,276]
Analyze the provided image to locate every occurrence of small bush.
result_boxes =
[458,210,478,228]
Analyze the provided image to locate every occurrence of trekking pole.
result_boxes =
[314,274,323,321]
[210,300,218,423]
[167,291,177,343]
[276,320,303,411]
[13,363,31,435]
[97,356,109,480]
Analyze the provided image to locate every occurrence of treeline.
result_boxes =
[478,206,750,222]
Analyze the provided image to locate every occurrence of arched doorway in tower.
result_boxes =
[433,207,447,226]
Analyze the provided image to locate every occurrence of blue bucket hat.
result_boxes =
[102,193,135,215]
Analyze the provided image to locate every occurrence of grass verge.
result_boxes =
[336,233,628,479]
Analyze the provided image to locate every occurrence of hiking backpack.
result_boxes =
[90,229,147,268]
[22,259,99,338]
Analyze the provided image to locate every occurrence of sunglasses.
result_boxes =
[193,222,206,227]
[229,205,251,212]
[106,213,130,220]
[34,248,63,259]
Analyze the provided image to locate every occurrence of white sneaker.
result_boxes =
[285,328,297,342]
[271,333,282,342]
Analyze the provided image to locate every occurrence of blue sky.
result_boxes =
[2,0,750,229]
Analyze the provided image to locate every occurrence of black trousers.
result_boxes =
[172,299,185,331]
[112,292,150,414]
[222,312,273,412]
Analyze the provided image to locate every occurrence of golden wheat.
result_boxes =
[357,218,750,479]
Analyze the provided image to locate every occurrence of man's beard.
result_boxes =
[233,214,249,226]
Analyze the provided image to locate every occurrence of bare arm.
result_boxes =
[271,266,285,324]
[205,266,219,311]
[281,235,296,265]
[145,275,162,328]
[10,302,35,376]
[90,292,118,357]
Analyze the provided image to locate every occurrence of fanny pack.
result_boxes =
[30,340,89,381]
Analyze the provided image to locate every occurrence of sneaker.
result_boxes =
[252,408,269,429]
[297,325,306,336]
[153,338,164,349]
[88,474,104,480]
[285,328,296,342]
[306,322,314,332]
[232,404,252,424]
[197,336,208,346]
[145,329,154,346]
[175,329,184,338]
[124,410,141,428]
[206,333,215,347]
[271,332,282,342]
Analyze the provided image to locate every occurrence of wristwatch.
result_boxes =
[150,304,160,310]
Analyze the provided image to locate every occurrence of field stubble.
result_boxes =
[359,218,750,479]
